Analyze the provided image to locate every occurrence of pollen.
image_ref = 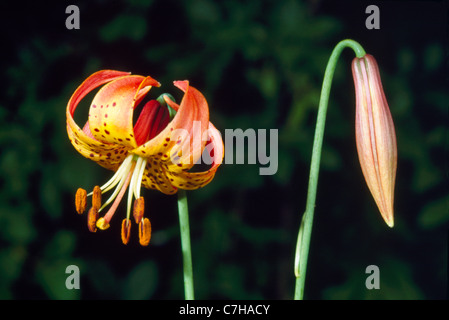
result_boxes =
[92,185,102,210]
[87,207,99,232]
[121,219,131,245]
[75,188,87,214]
[139,218,151,246]
[133,197,145,224]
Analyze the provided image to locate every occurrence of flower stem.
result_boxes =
[293,39,366,300]
[177,189,195,300]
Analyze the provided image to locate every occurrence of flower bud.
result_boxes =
[352,54,397,227]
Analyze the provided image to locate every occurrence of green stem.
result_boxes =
[177,189,194,300]
[293,39,365,300]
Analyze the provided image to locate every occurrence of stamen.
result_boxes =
[99,166,131,212]
[92,185,102,210]
[121,219,131,245]
[101,161,136,225]
[139,218,152,246]
[87,207,99,232]
[127,157,144,221]
[134,158,147,199]
[75,188,87,214]
[97,155,134,194]
[133,197,145,224]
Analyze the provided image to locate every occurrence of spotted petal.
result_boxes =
[132,81,209,171]
[88,75,160,149]
[67,70,133,170]
[163,122,224,190]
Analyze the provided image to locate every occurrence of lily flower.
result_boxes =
[351,54,397,228]
[67,70,224,245]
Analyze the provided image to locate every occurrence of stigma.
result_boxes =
[75,154,151,245]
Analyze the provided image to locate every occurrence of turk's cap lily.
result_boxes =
[67,70,224,245]
[352,54,397,228]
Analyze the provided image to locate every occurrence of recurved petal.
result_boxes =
[66,70,133,171]
[132,81,209,171]
[140,160,178,195]
[88,75,160,149]
[160,122,224,190]
[67,122,129,171]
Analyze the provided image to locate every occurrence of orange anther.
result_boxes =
[133,197,145,224]
[121,219,131,245]
[75,188,87,214]
[87,207,99,232]
[92,185,102,210]
[138,218,151,246]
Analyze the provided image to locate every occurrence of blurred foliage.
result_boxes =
[0,0,447,299]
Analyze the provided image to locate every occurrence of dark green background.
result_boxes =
[0,0,447,299]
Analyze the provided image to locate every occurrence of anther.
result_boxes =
[121,219,131,245]
[138,218,151,246]
[133,197,145,224]
[96,217,110,230]
[75,188,87,214]
[87,207,99,232]
[92,185,102,210]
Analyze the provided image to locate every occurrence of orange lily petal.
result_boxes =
[163,122,224,190]
[66,70,133,171]
[141,160,178,195]
[88,75,160,149]
[132,81,209,171]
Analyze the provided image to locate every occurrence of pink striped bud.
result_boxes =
[352,54,397,228]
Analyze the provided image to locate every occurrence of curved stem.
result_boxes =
[177,189,195,300]
[293,39,365,300]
